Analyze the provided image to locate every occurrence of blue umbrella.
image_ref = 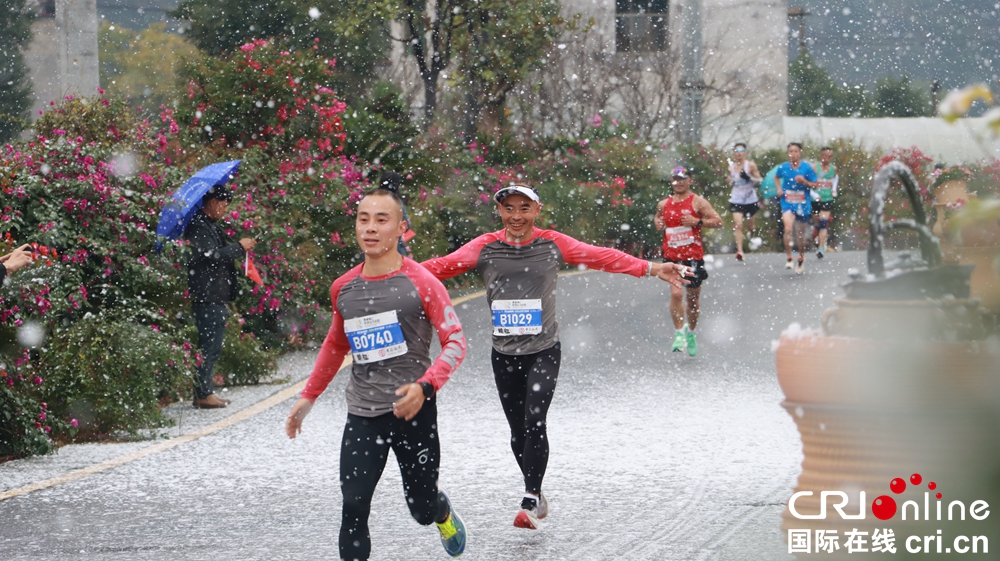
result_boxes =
[155,160,241,252]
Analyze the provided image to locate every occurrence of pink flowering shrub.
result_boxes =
[0,96,208,449]
[178,39,347,154]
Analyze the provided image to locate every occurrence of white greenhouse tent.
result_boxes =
[781,116,999,163]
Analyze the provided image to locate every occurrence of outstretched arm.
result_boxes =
[545,230,687,288]
[651,262,692,290]
[547,230,649,277]
[420,234,492,280]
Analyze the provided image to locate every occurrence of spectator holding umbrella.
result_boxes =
[156,160,256,409]
[184,185,256,409]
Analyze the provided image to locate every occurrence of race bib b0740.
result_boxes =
[344,310,408,364]
[492,299,543,336]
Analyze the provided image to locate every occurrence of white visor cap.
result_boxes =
[494,184,541,204]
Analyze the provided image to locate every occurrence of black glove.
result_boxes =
[739,170,751,182]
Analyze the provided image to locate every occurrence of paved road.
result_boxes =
[0,251,866,561]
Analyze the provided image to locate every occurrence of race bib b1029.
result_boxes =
[492,299,543,336]
[344,310,408,364]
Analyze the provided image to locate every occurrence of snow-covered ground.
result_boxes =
[1,251,863,560]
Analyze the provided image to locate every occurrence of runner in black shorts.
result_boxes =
[655,167,724,356]
[810,147,838,258]
[726,143,762,262]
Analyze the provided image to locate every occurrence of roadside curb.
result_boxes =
[0,288,490,502]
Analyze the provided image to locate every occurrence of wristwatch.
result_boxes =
[697,218,704,228]
[419,382,435,398]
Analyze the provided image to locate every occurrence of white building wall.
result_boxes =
[383,0,789,144]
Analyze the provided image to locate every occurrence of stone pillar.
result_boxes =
[678,0,704,145]
[56,0,99,97]
[24,0,99,120]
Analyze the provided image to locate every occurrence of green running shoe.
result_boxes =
[686,330,698,357]
[436,491,467,557]
[671,331,686,352]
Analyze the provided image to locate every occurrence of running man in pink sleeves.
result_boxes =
[421,183,689,530]
[286,183,468,560]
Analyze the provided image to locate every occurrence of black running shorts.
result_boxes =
[728,202,759,218]
[812,200,834,212]
[663,258,709,289]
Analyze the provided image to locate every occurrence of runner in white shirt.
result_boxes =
[726,143,762,262]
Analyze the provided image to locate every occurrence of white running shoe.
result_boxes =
[538,491,549,520]
[795,258,804,275]
[785,258,794,270]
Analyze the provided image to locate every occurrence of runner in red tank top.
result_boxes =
[654,167,723,356]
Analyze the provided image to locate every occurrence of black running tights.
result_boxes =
[491,343,561,495]
[339,399,449,561]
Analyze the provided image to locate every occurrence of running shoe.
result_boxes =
[435,491,467,557]
[735,252,744,262]
[816,249,824,260]
[795,258,805,275]
[671,331,687,352]
[685,330,698,357]
[537,491,549,519]
[514,496,541,530]
[785,258,794,269]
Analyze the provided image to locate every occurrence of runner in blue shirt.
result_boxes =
[774,142,818,274]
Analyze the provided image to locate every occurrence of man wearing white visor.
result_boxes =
[421,182,690,530]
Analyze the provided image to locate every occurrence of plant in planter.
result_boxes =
[931,165,974,188]
[936,84,1000,315]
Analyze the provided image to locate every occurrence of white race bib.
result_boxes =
[665,226,695,248]
[785,191,807,204]
[492,299,543,336]
[344,310,408,364]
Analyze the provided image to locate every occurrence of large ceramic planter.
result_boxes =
[777,163,1000,558]
[943,244,1000,313]
[777,334,1000,558]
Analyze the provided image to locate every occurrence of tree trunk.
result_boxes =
[422,77,437,127]
[464,91,481,140]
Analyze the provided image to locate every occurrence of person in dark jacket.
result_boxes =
[184,186,256,409]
